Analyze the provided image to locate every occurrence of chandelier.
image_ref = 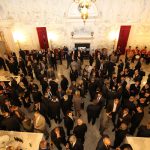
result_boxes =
[74,0,96,23]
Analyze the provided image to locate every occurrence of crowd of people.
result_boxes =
[0,46,150,150]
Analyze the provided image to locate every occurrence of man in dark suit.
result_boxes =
[113,123,128,148]
[49,78,58,96]
[51,126,66,150]
[107,61,116,78]
[130,81,140,96]
[130,106,144,135]
[49,96,61,123]
[88,79,97,101]
[41,77,48,94]
[73,119,87,144]
[117,59,124,75]
[123,96,136,114]
[106,98,120,129]
[137,122,150,137]
[86,101,101,125]
[0,112,20,131]
[60,75,69,92]
[0,56,7,71]
[116,108,131,128]
[64,111,74,136]
[96,135,111,150]
[68,135,83,150]
[19,49,26,62]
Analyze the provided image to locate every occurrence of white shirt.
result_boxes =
[112,103,117,112]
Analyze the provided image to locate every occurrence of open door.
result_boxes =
[117,26,131,54]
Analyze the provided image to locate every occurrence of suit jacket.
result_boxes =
[117,111,131,126]
[87,104,101,118]
[49,80,58,96]
[131,111,144,126]
[96,138,110,150]
[130,84,140,96]
[70,140,83,150]
[49,99,60,117]
[0,116,20,131]
[51,127,66,144]
[137,125,150,137]
[61,78,68,91]
[73,124,87,140]
[36,102,49,118]
[106,100,120,114]
[64,116,74,130]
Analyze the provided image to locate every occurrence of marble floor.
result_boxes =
[0,58,150,150]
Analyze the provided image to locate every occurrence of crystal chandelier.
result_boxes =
[74,0,96,23]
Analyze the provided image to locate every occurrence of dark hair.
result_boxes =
[102,134,109,139]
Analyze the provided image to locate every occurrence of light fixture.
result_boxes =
[71,32,74,38]
[13,31,25,49]
[91,31,94,37]
[74,0,96,23]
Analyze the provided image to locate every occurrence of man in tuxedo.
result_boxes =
[64,111,74,136]
[113,123,128,149]
[86,101,101,125]
[106,98,120,129]
[68,135,83,150]
[130,106,144,135]
[116,108,131,128]
[96,135,111,150]
[49,77,58,96]
[48,96,61,124]
[96,92,106,109]
[130,81,140,96]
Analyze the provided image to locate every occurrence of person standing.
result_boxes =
[72,90,82,117]
[51,126,66,150]
[96,135,111,150]
[64,111,74,136]
[113,123,128,148]
[129,106,144,135]
[73,119,87,144]
[86,101,100,125]
[67,135,83,150]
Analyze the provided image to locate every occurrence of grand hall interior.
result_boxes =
[0,0,150,150]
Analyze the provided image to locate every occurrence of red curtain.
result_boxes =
[117,25,131,54]
[36,27,49,49]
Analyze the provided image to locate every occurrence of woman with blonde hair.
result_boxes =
[73,90,82,117]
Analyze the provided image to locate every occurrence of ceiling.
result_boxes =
[0,0,150,26]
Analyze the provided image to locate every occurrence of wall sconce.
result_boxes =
[13,31,25,49]
[91,31,94,38]
[109,31,119,50]
[71,32,74,38]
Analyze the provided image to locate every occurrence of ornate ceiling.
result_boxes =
[0,0,150,26]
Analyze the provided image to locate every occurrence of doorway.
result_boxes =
[75,43,90,58]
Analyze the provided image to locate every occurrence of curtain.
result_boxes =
[36,27,49,49]
[117,26,131,54]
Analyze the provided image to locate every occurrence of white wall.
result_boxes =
[0,0,150,52]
